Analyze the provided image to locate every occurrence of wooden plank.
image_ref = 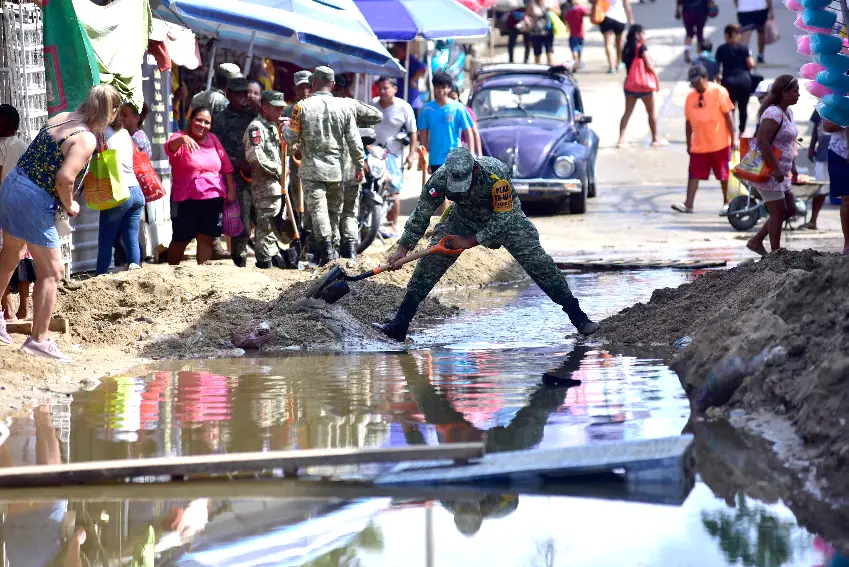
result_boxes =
[0,443,484,488]
[375,435,693,485]
[6,317,68,335]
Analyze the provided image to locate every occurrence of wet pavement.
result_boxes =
[0,270,844,566]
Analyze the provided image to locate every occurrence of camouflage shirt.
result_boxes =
[211,106,257,175]
[244,114,283,197]
[190,88,229,117]
[281,91,363,183]
[335,98,383,182]
[399,157,520,250]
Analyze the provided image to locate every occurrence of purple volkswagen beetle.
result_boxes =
[469,64,598,214]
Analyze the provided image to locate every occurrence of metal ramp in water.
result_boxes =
[375,435,695,497]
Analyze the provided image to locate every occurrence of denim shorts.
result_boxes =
[0,167,61,249]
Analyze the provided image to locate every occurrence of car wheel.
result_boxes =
[588,163,597,199]
[569,177,588,215]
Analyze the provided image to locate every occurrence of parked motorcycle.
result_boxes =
[357,131,409,253]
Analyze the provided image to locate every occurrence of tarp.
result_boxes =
[354,0,490,41]
[156,0,405,76]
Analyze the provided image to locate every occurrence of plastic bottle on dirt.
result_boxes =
[691,346,786,413]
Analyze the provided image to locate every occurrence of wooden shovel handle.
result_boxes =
[371,237,463,275]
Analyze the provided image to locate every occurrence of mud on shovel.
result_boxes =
[304,236,464,304]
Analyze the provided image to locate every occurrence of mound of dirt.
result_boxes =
[601,249,849,498]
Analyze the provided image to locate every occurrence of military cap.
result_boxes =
[313,66,335,83]
[228,77,249,92]
[444,147,475,197]
[218,62,243,79]
[261,90,286,107]
[334,74,347,88]
[293,70,312,86]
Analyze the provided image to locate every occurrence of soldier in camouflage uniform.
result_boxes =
[190,63,241,117]
[282,66,363,266]
[283,71,312,255]
[374,147,599,341]
[210,77,256,267]
[244,90,287,268]
[335,96,382,260]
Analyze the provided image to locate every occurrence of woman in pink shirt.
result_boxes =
[166,106,235,265]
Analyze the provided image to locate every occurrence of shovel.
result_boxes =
[303,236,463,304]
[277,132,302,262]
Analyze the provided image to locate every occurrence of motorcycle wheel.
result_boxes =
[727,195,760,231]
[357,200,382,254]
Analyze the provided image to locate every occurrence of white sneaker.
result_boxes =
[22,337,72,363]
[128,263,141,270]
[719,204,730,216]
[0,319,10,345]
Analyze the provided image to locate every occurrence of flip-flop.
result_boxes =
[844,247,849,255]
[379,229,398,239]
[617,142,630,149]
[802,222,818,230]
[747,241,768,257]
[671,203,694,213]
[652,139,669,147]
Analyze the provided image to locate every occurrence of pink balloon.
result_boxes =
[800,62,827,79]
[797,34,812,55]
[784,0,803,10]
[807,80,835,98]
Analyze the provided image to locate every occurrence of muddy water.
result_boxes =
[0,270,839,566]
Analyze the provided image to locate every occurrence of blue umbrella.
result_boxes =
[355,0,490,41]
[156,0,405,76]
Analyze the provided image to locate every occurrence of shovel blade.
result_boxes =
[304,265,345,299]
[319,280,350,304]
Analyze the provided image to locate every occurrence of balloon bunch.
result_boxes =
[788,0,849,125]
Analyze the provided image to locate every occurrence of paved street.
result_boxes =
[391,0,844,261]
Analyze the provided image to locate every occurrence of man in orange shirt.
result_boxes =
[672,65,739,214]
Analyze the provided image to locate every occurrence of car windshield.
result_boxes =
[472,85,571,121]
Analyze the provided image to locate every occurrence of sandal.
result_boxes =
[746,240,768,257]
[843,247,849,255]
[651,139,669,147]
[617,141,630,149]
[802,222,818,230]
[671,203,694,213]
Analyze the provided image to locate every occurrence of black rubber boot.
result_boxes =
[340,241,357,262]
[562,296,599,337]
[233,256,247,268]
[373,294,419,342]
[255,261,271,269]
[317,241,335,267]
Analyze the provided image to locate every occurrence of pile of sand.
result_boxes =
[600,249,849,498]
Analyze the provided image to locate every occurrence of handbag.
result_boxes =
[727,148,747,199]
[623,44,658,93]
[222,200,244,237]
[591,0,609,25]
[733,114,785,183]
[707,0,719,18]
[132,140,166,203]
[83,134,129,211]
[764,18,780,45]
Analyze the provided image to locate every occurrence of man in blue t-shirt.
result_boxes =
[418,72,475,174]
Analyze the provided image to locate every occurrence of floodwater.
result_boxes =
[0,269,843,566]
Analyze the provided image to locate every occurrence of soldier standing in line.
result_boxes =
[244,91,289,269]
[211,77,257,267]
[190,62,242,117]
[335,93,382,262]
[283,71,313,256]
[282,67,363,267]
[374,147,599,341]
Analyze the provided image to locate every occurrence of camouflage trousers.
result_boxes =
[252,194,283,264]
[289,160,313,252]
[336,181,360,247]
[405,213,574,307]
[230,178,254,262]
[302,180,342,245]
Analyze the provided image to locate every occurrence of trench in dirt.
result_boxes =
[0,267,842,566]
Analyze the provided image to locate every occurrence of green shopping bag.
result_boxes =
[83,135,129,211]
[550,11,569,38]
[727,148,749,200]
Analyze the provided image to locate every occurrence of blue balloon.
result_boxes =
[814,52,849,73]
[818,100,849,127]
[810,33,844,54]
[801,0,833,8]
[816,71,849,92]
[802,8,838,30]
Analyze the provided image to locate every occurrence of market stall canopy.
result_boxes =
[156,0,405,76]
[354,0,490,41]
[455,0,497,11]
